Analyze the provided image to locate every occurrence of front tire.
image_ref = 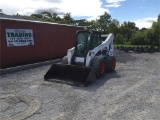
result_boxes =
[92,58,106,78]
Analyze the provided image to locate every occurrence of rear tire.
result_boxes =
[92,58,106,78]
[106,56,116,72]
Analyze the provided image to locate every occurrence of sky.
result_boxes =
[0,0,159,29]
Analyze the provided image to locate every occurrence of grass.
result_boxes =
[113,44,159,48]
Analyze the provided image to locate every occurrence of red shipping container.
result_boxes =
[0,18,84,68]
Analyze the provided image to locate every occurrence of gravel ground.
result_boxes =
[0,50,160,120]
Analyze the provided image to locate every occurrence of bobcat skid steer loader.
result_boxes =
[44,30,116,86]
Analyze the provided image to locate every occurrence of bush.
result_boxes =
[114,34,124,44]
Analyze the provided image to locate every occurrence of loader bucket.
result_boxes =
[44,64,96,86]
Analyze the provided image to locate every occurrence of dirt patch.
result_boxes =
[0,94,41,120]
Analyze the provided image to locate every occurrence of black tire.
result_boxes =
[106,56,116,72]
[92,58,106,78]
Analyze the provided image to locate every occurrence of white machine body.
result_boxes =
[67,33,114,67]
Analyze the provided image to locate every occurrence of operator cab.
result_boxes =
[74,30,101,57]
[73,30,101,65]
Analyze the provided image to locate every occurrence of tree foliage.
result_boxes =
[97,12,111,33]
[114,34,124,44]
[4,9,159,47]
[62,13,73,24]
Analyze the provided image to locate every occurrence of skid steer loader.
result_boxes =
[44,30,116,86]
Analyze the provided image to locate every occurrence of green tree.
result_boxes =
[119,21,138,42]
[143,29,150,45]
[97,12,111,33]
[51,13,62,23]
[150,21,160,46]
[18,11,160,47]
[114,34,124,44]
[0,9,4,14]
[31,14,43,19]
[62,13,73,24]
[31,12,62,23]
[41,11,52,18]
[72,19,87,26]
[107,19,120,35]
[86,20,99,30]
[130,31,145,45]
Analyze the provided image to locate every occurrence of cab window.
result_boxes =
[76,32,91,56]
[92,33,101,49]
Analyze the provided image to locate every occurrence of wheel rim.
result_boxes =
[101,62,105,74]
[111,59,115,70]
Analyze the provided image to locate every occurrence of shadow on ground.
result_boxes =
[72,70,121,92]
